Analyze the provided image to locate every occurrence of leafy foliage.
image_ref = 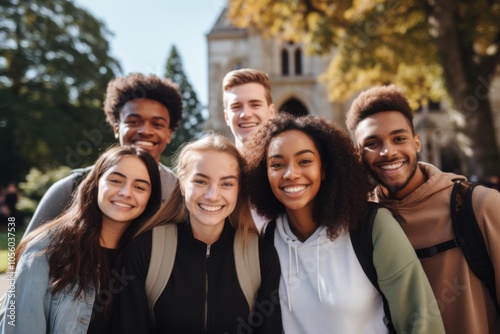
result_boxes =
[228,0,500,177]
[162,45,205,162]
[0,0,121,186]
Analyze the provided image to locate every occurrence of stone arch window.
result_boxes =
[278,98,309,117]
[280,42,303,76]
[294,48,302,75]
[281,49,289,76]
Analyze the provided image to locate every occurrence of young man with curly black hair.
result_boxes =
[24,73,183,236]
[346,84,500,334]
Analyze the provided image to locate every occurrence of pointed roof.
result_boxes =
[207,6,247,39]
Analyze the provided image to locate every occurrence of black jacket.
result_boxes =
[113,220,282,334]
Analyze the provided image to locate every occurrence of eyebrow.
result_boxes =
[362,128,411,141]
[268,149,316,159]
[110,171,151,186]
[123,113,168,122]
[194,173,238,181]
[229,99,264,107]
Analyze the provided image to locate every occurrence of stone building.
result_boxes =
[205,7,500,175]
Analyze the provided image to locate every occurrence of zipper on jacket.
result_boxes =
[204,244,211,332]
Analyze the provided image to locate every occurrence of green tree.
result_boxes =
[0,0,121,186]
[163,45,205,161]
[228,0,500,178]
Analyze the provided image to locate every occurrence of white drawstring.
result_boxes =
[287,241,293,311]
[316,236,323,303]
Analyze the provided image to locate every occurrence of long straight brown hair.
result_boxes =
[16,145,161,297]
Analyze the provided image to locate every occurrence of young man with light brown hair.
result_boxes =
[223,68,275,150]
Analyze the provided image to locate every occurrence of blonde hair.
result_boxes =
[136,132,256,240]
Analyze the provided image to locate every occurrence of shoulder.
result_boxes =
[159,163,177,180]
[126,230,153,255]
[371,206,417,263]
[16,232,52,273]
[471,184,500,214]
[258,235,280,266]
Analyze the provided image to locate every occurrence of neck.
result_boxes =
[236,140,244,151]
[285,207,317,242]
[100,220,130,249]
[190,220,225,245]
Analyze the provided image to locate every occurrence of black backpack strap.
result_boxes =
[451,180,499,314]
[351,202,397,334]
[415,239,458,258]
[262,218,276,242]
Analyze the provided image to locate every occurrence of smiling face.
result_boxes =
[354,111,425,199]
[180,150,240,238]
[98,156,152,230]
[224,83,275,150]
[114,98,172,163]
[267,129,323,217]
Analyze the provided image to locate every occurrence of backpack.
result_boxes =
[415,180,499,313]
[145,224,261,323]
[262,202,397,333]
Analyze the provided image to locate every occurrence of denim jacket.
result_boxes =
[0,232,96,334]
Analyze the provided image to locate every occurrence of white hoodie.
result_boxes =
[273,213,387,334]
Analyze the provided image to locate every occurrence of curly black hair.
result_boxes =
[243,113,371,239]
[103,72,183,131]
[346,85,414,134]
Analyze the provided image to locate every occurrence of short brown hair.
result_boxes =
[346,85,414,133]
[103,73,183,131]
[222,68,273,105]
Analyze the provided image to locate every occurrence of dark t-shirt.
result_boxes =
[87,247,118,334]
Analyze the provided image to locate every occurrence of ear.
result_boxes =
[113,123,119,139]
[224,109,230,125]
[414,133,422,153]
[165,128,173,144]
[321,168,326,181]
[269,103,276,117]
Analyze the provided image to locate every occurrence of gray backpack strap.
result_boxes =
[233,230,261,312]
[145,224,177,314]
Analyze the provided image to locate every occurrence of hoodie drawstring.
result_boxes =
[316,236,323,303]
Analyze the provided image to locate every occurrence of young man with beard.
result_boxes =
[223,68,276,230]
[346,84,500,334]
[24,73,183,237]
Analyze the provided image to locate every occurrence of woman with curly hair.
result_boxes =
[243,113,444,333]
[0,145,162,334]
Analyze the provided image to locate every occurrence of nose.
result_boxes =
[204,184,220,201]
[118,184,132,198]
[138,122,153,135]
[380,141,396,157]
[239,105,253,119]
[283,164,299,180]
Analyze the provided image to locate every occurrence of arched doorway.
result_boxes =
[278,98,308,117]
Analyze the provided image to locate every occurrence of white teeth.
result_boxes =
[113,202,132,208]
[240,123,258,128]
[381,162,403,170]
[199,204,223,212]
[283,186,306,193]
[135,141,154,146]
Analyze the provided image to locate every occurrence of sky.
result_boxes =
[76,0,227,107]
